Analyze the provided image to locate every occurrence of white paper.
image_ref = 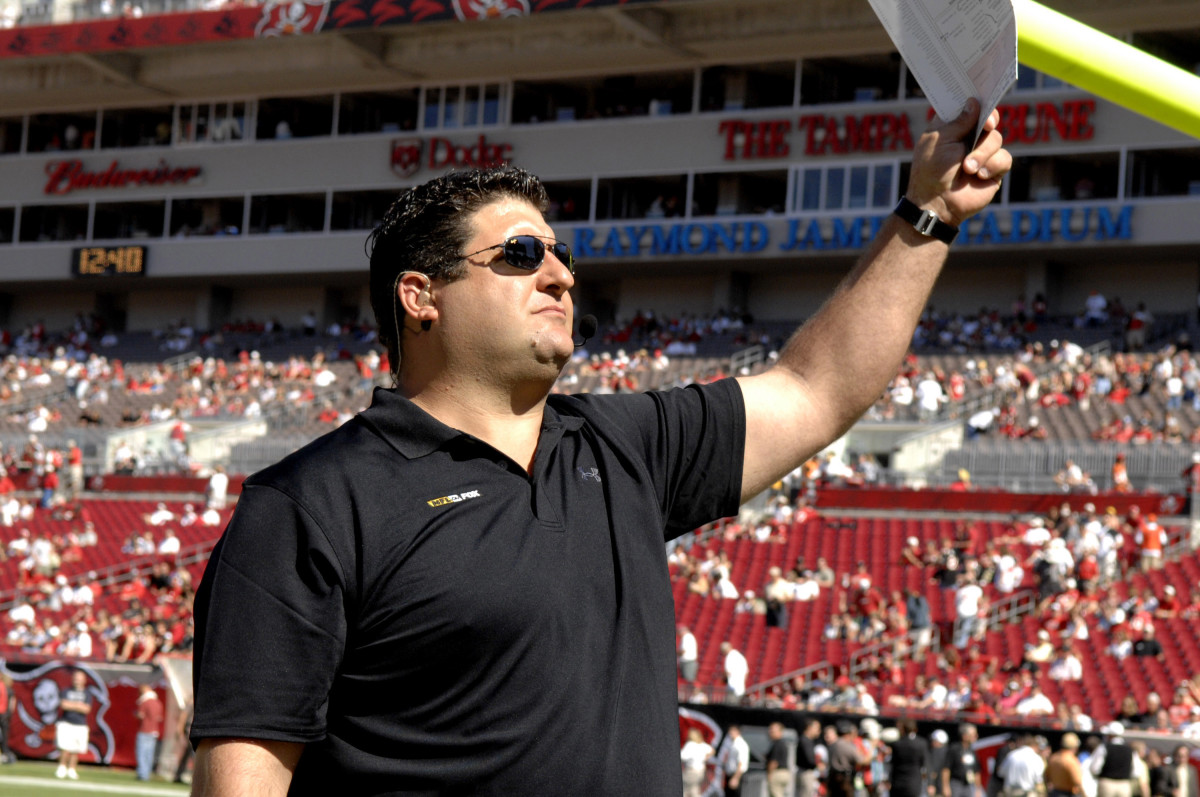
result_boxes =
[866,0,1018,143]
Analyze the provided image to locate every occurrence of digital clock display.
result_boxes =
[72,245,147,277]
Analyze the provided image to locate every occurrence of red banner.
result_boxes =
[0,0,665,60]
[4,660,156,768]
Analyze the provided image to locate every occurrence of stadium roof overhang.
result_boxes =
[0,0,1197,112]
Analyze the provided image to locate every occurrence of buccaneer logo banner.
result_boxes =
[7,661,116,764]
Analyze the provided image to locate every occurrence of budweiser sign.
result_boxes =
[44,159,203,195]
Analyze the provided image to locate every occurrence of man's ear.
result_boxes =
[396,272,438,329]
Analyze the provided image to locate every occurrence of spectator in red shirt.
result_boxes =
[949,469,974,492]
[135,684,164,781]
[1155,585,1180,619]
[39,466,59,510]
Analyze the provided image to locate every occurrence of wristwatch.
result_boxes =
[893,197,959,244]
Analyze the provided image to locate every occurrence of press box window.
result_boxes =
[512,71,692,124]
[1130,28,1200,73]
[100,106,173,148]
[0,207,14,243]
[257,95,334,140]
[177,102,249,144]
[1005,152,1119,202]
[795,164,896,212]
[693,170,787,216]
[330,190,396,231]
[19,204,89,242]
[543,180,592,222]
[423,84,504,130]
[0,117,22,155]
[338,90,420,135]
[27,112,98,153]
[93,200,166,240]
[1013,67,1066,92]
[1126,147,1200,198]
[800,54,902,105]
[699,62,796,112]
[171,197,245,236]
[594,174,688,221]
[249,193,326,234]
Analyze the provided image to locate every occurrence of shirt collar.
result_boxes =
[358,387,584,459]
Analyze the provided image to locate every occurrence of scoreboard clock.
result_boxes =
[72,245,147,277]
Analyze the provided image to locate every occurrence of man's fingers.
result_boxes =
[935,98,981,138]
[977,147,1013,183]
[966,127,1007,178]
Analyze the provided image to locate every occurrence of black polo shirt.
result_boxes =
[191,380,745,796]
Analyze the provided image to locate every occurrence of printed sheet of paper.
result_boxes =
[866,0,1018,143]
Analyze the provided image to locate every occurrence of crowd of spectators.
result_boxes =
[900,333,1200,445]
[1,313,386,453]
[910,291,1168,355]
[3,559,195,665]
[6,303,1197,454]
[0,433,231,665]
[674,486,1200,734]
[0,487,220,665]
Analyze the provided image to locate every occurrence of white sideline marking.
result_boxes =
[0,774,185,794]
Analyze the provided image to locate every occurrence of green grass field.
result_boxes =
[0,760,191,796]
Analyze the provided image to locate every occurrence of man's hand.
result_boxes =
[906,99,1012,227]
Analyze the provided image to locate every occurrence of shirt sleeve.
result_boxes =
[191,483,349,745]
[564,378,746,540]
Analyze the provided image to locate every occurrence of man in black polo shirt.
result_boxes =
[766,722,794,797]
[796,717,822,797]
[1090,723,1144,797]
[889,718,931,797]
[941,723,980,797]
[190,102,1011,795]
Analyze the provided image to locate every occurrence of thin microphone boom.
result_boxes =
[574,314,598,349]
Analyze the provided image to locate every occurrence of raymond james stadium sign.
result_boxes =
[573,205,1133,258]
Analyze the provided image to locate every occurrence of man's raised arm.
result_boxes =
[737,99,1012,501]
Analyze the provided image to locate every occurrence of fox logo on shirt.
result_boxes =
[427,490,482,508]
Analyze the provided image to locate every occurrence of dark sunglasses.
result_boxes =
[463,235,575,274]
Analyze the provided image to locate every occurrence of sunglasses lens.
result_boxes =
[504,236,544,270]
[551,242,575,273]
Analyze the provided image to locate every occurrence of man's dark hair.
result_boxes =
[366,166,549,374]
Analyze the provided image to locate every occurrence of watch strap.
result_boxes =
[893,197,959,244]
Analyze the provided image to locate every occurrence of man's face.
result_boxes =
[432,198,575,382]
